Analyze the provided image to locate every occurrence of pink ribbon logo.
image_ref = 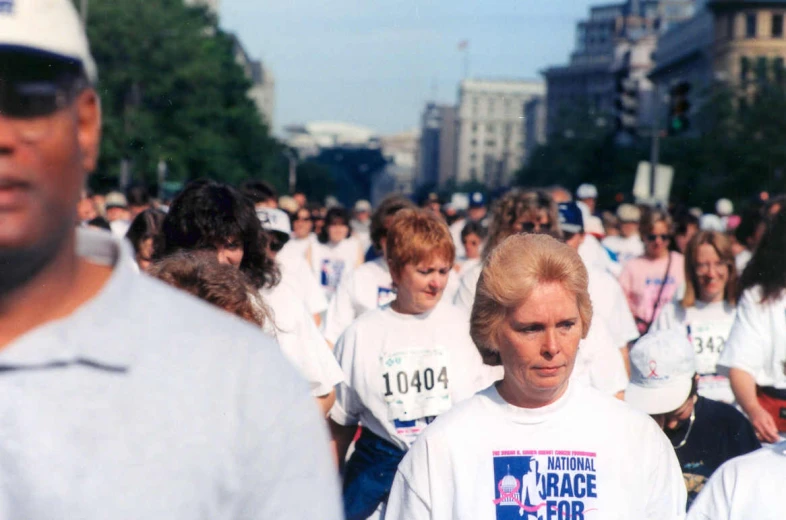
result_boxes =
[648,360,659,378]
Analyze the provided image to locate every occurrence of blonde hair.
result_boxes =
[386,208,455,276]
[682,230,738,307]
[471,234,592,365]
[483,189,560,259]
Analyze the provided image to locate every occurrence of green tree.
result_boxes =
[82,0,284,190]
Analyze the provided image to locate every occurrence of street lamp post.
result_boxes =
[283,148,298,194]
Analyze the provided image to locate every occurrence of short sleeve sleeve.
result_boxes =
[717,289,768,377]
[328,329,363,426]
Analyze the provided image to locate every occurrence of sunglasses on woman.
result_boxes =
[647,234,670,242]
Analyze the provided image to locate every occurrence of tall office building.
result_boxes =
[416,103,458,189]
[455,79,545,188]
[543,0,696,137]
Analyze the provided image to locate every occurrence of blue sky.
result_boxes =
[221,0,597,136]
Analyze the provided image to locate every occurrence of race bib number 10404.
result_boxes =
[381,348,451,422]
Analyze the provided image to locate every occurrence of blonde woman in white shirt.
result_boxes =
[386,234,686,520]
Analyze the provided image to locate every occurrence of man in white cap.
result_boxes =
[258,207,328,325]
[602,203,644,266]
[256,208,343,416]
[626,330,760,510]
[576,183,598,213]
[0,2,342,518]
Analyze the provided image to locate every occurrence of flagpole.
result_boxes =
[463,49,469,79]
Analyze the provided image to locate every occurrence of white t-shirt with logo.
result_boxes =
[329,304,494,450]
[687,444,786,520]
[310,237,362,301]
[261,283,344,397]
[322,257,396,344]
[602,234,644,266]
[385,382,686,520]
[718,287,786,389]
[654,300,737,403]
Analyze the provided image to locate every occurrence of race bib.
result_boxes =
[381,347,451,422]
[687,320,734,375]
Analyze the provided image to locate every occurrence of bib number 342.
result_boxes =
[381,349,452,421]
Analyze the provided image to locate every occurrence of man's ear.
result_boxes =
[75,88,102,174]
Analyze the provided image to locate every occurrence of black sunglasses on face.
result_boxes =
[647,234,670,242]
[269,234,290,253]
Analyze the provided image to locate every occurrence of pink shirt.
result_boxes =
[619,251,685,334]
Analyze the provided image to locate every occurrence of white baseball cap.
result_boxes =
[625,329,696,415]
[576,183,598,200]
[256,208,292,236]
[0,0,98,83]
[716,198,734,217]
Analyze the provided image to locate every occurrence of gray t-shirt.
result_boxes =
[0,228,342,520]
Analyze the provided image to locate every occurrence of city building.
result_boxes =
[284,121,379,158]
[523,97,547,165]
[415,103,458,189]
[543,0,697,137]
[650,0,786,129]
[455,79,546,188]
[373,130,419,204]
[230,35,276,129]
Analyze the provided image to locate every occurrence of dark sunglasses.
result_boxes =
[0,55,86,119]
[647,234,670,242]
[269,234,290,253]
[519,221,549,233]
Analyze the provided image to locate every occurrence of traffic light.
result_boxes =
[668,81,691,135]
[615,70,639,136]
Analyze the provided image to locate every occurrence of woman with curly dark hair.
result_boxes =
[156,180,341,415]
[720,208,786,443]
[155,180,279,290]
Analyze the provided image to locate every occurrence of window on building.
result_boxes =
[469,167,477,179]
[486,123,495,133]
[488,100,495,114]
[728,14,735,39]
[773,13,783,37]
[746,13,757,38]
[485,139,496,147]
[472,123,478,132]
[740,56,751,83]
[470,139,477,147]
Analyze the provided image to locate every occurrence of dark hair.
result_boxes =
[318,207,352,244]
[86,216,111,231]
[370,195,416,251]
[640,208,673,237]
[735,207,765,247]
[126,184,151,208]
[240,180,278,205]
[125,208,166,256]
[149,250,269,327]
[673,210,699,236]
[738,207,786,303]
[461,220,487,241]
[155,180,279,290]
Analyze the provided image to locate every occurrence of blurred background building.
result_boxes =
[455,79,546,188]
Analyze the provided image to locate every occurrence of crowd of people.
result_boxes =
[2,1,786,519]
